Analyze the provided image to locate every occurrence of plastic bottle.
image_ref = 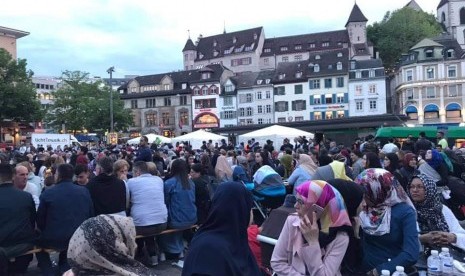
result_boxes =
[391,266,406,276]
[381,270,390,276]
[439,247,453,275]
[427,250,441,276]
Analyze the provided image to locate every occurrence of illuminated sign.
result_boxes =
[194,112,219,128]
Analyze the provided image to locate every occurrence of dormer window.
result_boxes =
[213,40,217,47]
[337,52,343,57]
[309,43,315,48]
[213,50,219,57]
[322,42,329,47]
[245,43,255,51]
[295,71,302,78]
[447,49,455,58]
[265,79,270,84]
[234,45,245,53]
[264,48,271,53]
[328,64,333,69]
[202,72,211,79]
[280,46,288,52]
[278,73,286,80]
[233,36,237,43]
[253,33,258,40]
[314,64,320,72]
[257,80,263,85]
[295,44,302,50]
[425,49,433,58]
[337,62,342,70]
[199,53,204,59]
[350,61,356,70]
[315,55,321,60]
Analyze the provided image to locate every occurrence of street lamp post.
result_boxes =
[107,66,115,133]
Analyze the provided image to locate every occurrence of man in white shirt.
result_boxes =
[13,165,40,209]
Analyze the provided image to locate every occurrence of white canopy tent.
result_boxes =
[127,133,172,145]
[171,129,228,149]
[239,125,314,150]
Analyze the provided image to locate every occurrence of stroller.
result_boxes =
[251,165,286,220]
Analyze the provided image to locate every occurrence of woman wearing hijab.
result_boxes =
[275,154,294,179]
[398,153,419,190]
[64,215,155,276]
[355,168,419,275]
[424,149,449,186]
[182,181,261,276]
[214,155,233,183]
[271,180,352,275]
[407,174,465,250]
[327,179,365,275]
[288,154,317,193]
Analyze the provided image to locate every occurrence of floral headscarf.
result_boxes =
[67,215,154,276]
[407,174,449,233]
[295,180,352,234]
[355,168,413,236]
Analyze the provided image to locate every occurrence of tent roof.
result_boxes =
[240,125,314,139]
[171,129,227,143]
[127,133,171,145]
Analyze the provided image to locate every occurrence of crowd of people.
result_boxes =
[1,130,465,275]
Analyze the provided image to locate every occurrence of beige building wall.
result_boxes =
[0,35,17,59]
[0,26,29,59]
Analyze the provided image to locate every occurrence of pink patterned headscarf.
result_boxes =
[355,168,414,235]
[295,180,352,234]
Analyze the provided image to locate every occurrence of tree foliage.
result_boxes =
[45,70,132,133]
[0,49,43,122]
[367,7,443,72]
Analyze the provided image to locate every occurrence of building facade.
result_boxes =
[395,34,465,125]
[349,59,387,117]
[182,3,373,74]
[119,64,233,136]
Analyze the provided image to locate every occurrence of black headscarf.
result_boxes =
[407,174,449,233]
[182,181,260,276]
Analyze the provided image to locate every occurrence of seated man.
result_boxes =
[86,156,126,216]
[0,164,37,275]
[13,164,40,209]
[36,164,94,276]
[126,161,167,266]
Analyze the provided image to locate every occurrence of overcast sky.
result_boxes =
[3,0,438,78]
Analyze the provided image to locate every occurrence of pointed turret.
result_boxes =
[182,38,196,52]
[404,0,423,11]
[345,3,368,27]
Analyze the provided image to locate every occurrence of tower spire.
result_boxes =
[223,20,226,34]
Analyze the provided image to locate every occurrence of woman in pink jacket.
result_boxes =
[271,180,352,275]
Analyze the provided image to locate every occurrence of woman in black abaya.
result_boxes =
[182,181,260,276]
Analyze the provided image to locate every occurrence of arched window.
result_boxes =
[405,105,418,120]
[461,8,465,25]
[209,85,218,95]
[193,86,200,95]
[446,103,462,119]
[442,12,446,23]
[424,104,439,119]
[201,86,209,95]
